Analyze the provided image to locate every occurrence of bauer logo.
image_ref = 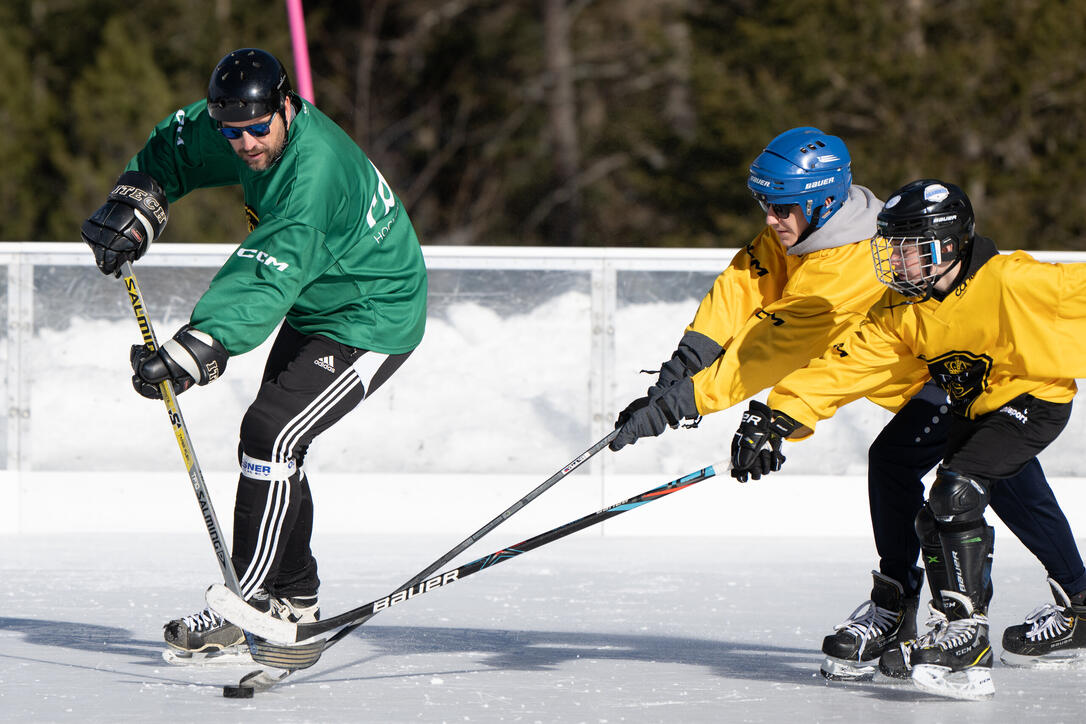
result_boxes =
[804,177,835,190]
[373,571,460,612]
[749,176,772,188]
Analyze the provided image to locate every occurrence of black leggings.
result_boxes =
[868,386,1085,597]
[230,322,411,599]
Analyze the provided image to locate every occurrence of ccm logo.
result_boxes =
[236,248,289,271]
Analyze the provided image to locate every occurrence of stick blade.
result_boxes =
[205,584,298,643]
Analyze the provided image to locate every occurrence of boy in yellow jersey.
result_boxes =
[731,178,1086,700]
[611,131,1086,683]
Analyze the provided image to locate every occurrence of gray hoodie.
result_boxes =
[787,184,883,256]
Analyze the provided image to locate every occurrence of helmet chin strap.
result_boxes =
[925,260,966,301]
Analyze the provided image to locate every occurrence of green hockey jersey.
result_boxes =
[126,98,427,356]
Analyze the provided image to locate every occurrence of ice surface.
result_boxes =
[6,251,1086,719]
[4,531,1086,722]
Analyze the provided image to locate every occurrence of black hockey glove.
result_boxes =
[730,400,801,483]
[130,325,228,399]
[613,332,721,448]
[81,171,168,277]
[610,377,700,451]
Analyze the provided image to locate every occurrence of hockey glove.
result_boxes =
[81,171,168,277]
[730,400,801,483]
[610,377,699,451]
[654,330,724,389]
[130,325,228,399]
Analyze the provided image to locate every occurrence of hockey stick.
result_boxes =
[120,262,243,595]
[212,458,726,686]
[222,431,622,691]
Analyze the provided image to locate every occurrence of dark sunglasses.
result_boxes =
[756,198,798,217]
[218,120,274,140]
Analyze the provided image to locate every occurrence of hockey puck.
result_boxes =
[222,685,255,699]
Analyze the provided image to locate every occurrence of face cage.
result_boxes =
[870,234,946,297]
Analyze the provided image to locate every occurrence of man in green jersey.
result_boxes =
[81,48,427,660]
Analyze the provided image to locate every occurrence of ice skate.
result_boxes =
[162,592,319,664]
[876,600,948,682]
[910,591,994,701]
[1001,577,1086,669]
[820,571,918,681]
[163,607,246,654]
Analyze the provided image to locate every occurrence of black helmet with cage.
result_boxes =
[871,179,975,299]
[207,48,292,123]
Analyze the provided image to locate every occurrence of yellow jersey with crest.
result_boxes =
[769,247,1084,436]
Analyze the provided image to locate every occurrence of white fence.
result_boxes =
[3,243,1085,538]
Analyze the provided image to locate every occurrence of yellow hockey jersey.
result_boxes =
[769,244,1084,437]
[687,186,924,416]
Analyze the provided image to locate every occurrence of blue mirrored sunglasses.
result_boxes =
[218,120,273,140]
[756,198,798,217]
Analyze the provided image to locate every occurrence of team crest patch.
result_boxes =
[924,350,993,416]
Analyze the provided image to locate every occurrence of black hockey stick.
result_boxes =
[222,430,620,691]
[120,262,243,595]
[214,459,726,691]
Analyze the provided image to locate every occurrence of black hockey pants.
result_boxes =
[868,382,1086,599]
[230,322,411,600]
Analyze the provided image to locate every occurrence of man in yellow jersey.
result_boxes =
[731,178,1086,700]
[610,130,1086,683]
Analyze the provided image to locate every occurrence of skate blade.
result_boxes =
[872,669,913,685]
[819,656,876,682]
[162,646,253,667]
[911,664,994,701]
[1000,650,1086,670]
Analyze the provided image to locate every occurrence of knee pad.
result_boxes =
[927,467,989,525]
[239,451,298,481]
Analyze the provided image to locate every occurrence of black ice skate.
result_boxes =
[164,608,245,652]
[162,592,319,666]
[1001,577,1086,669]
[876,599,948,681]
[820,571,918,681]
[910,590,994,701]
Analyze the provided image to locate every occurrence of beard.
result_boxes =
[238,115,289,171]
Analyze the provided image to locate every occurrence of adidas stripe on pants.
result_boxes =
[231,322,412,600]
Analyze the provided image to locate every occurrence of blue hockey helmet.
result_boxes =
[747,127,852,228]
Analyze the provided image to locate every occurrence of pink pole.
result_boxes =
[285,0,315,102]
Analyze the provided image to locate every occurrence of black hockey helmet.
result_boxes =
[207,48,292,123]
[871,179,975,298]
